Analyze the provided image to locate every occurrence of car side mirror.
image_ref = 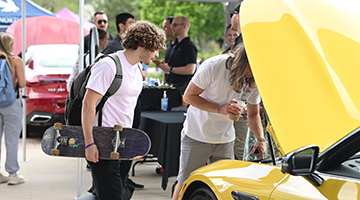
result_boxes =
[281,145,319,176]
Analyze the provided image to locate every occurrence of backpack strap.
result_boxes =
[83,52,89,69]
[95,52,122,126]
[137,63,142,74]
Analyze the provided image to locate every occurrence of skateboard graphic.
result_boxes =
[42,123,151,160]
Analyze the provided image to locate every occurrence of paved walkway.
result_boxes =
[0,129,175,200]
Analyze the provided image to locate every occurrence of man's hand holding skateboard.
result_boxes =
[85,143,99,163]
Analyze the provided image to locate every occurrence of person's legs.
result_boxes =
[173,182,182,200]
[173,135,212,200]
[233,118,248,160]
[0,99,24,185]
[88,160,123,200]
[120,160,132,187]
[3,99,22,175]
[0,113,3,167]
[209,140,235,164]
[0,113,6,184]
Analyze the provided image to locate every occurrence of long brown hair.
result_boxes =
[0,32,13,73]
[226,43,255,93]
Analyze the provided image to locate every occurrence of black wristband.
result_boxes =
[170,66,174,73]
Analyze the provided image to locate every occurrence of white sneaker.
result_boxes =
[7,174,24,185]
[0,173,8,184]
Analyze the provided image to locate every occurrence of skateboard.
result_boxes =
[41,123,151,160]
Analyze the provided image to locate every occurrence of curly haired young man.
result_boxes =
[82,21,166,200]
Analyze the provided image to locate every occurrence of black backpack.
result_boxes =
[64,52,122,126]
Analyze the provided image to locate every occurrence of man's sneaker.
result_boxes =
[8,174,24,185]
[0,173,8,184]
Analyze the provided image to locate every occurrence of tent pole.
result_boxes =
[21,0,29,163]
[75,0,85,199]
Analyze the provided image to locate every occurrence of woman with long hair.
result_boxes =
[223,24,239,54]
[0,32,26,185]
[172,43,266,199]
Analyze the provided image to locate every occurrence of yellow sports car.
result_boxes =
[178,0,360,199]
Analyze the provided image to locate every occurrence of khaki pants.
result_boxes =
[233,118,248,160]
[177,135,234,184]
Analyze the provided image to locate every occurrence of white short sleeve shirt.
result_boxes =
[86,51,142,128]
[183,54,260,143]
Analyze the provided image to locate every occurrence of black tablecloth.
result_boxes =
[140,87,182,111]
[139,111,186,190]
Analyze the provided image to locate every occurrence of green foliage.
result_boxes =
[147,71,163,82]
[134,0,225,56]
[197,40,223,60]
[32,0,78,13]
[91,0,141,37]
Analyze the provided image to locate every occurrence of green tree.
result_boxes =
[91,0,140,37]
[32,0,79,14]
[91,0,225,59]
[134,0,225,58]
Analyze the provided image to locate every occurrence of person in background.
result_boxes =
[102,13,135,55]
[221,24,246,160]
[84,11,115,53]
[172,43,266,200]
[67,28,109,91]
[230,5,243,51]
[156,16,197,94]
[153,16,177,85]
[223,24,239,54]
[0,33,26,185]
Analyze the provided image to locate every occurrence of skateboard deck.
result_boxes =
[41,123,151,160]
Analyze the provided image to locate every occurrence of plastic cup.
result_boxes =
[229,99,246,121]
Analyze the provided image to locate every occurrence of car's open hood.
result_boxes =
[241,0,360,155]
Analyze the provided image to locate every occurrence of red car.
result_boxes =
[24,44,78,127]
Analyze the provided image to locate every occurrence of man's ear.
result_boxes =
[118,23,124,32]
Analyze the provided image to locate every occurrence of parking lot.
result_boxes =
[0,127,176,200]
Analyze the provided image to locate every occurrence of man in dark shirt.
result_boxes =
[153,16,178,85]
[102,13,135,54]
[84,11,115,53]
[156,16,197,94]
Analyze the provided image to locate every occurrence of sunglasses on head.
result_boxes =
[97,19,108,24]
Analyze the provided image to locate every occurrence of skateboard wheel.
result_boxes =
[54,123,63,130]
[51,149,60,156]
[110,152,120,159]
[114,125,123,131]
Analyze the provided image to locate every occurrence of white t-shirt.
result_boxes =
[183,54,261,144]
[86,51,142,128]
